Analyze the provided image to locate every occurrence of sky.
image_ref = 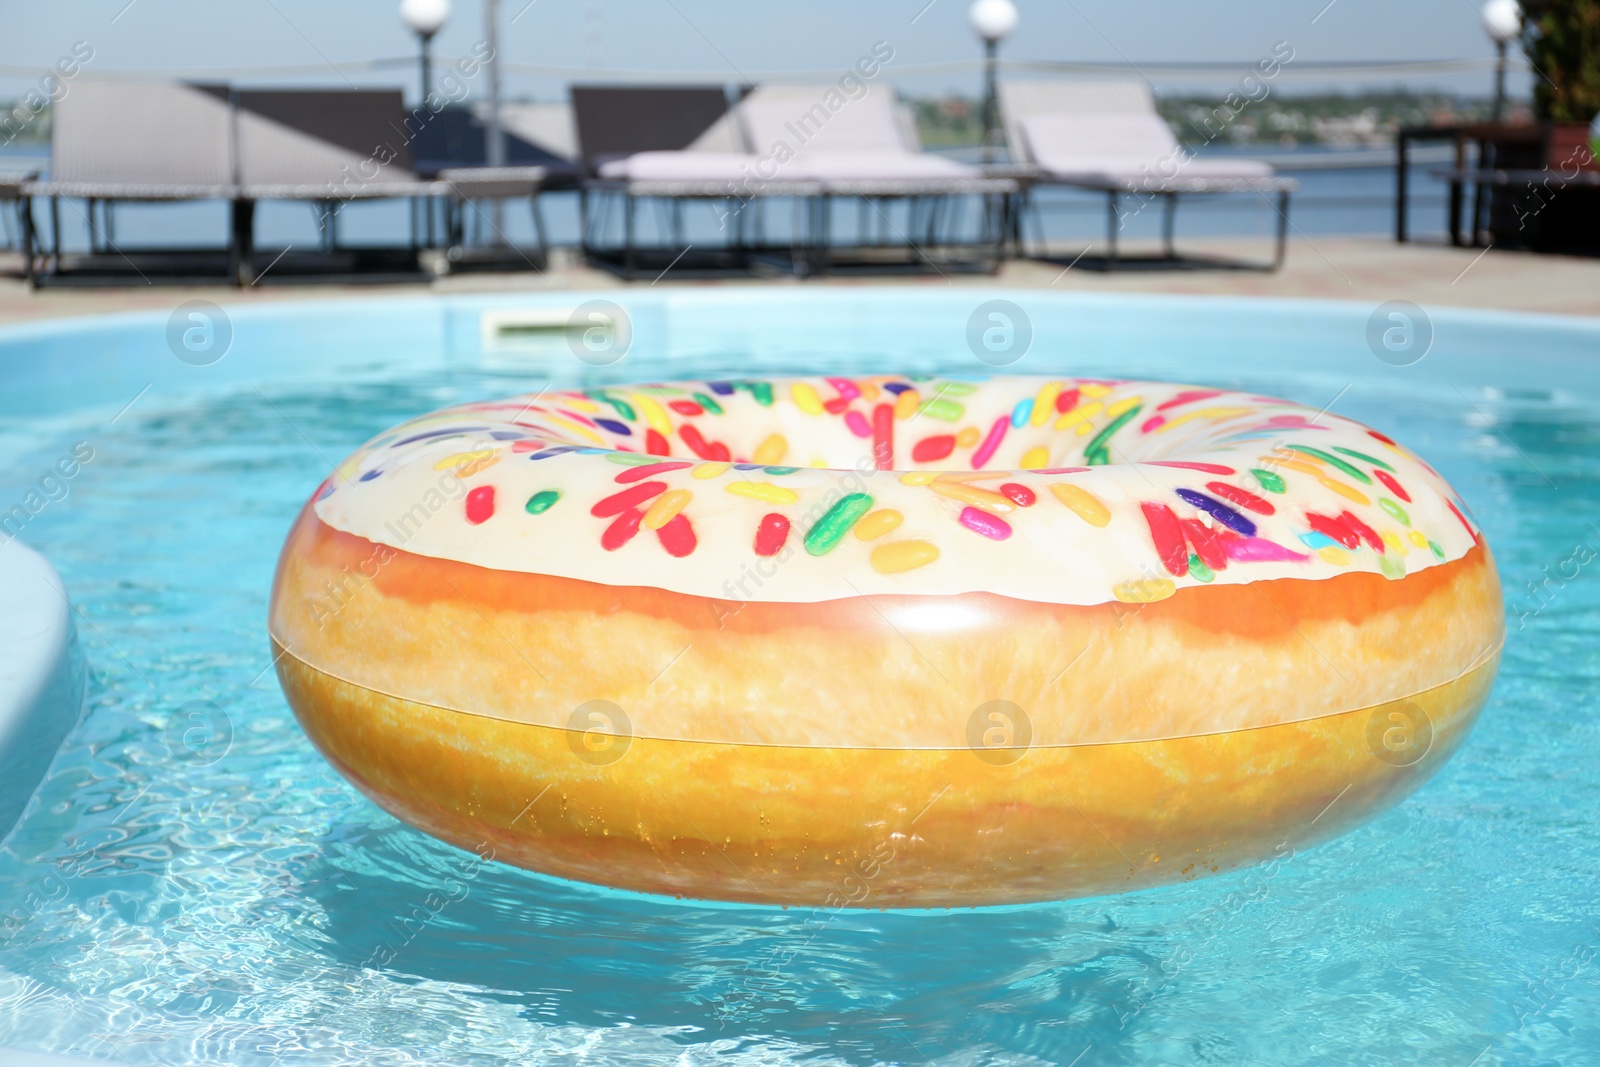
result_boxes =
[1,0,1533,104]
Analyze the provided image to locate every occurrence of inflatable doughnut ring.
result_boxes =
[270,374,1502,907]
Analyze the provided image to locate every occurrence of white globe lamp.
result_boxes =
[1481,0,1521,122]
[970,0,1019,164]
[401,0,451,103]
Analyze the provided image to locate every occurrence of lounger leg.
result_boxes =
[1106,191,1119,271]
[531,192,549,271]
[1272,189,1290,271]
[578,186,591,257]
[817,195,832,277]
[624,192,637,281]
[1161,193,1177,260]
[230,199,256,286]
[21,196,36,288]
[49,195,60,273]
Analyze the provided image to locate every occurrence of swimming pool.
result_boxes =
[1,289,1597,1065]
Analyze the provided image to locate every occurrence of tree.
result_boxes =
[1520,0,1600,122]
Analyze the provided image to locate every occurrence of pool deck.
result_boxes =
[1,236,1598,321]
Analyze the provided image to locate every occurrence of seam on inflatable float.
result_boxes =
[270,637,1504,752]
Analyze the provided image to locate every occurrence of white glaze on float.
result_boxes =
[309,376,1479,606]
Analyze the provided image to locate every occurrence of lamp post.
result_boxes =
[483,0,505,239]
[1481,0,1521,123]
[400,0,451,106]
[969,0,1019,165]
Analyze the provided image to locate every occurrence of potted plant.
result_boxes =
[1519,0,1600,170]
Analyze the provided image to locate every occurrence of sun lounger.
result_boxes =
[998,79,1296,269]
[581,84,1015,276]
[29,80,462,284]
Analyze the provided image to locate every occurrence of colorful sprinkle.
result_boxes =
[854,508,904,541]
[642,489,692,530]
[930,482,1015,514]
[1180,518,1228,572]
[753,434,789,465]
[1020,446,1050,469]
[872,403,895,471]
[754,513,790,556]
[592,481,667,517]
[912,435,955,463]
[844,410,873,438]
[1250,468,1286,494]
[999,483,1037,507]
[1204,481,1275,516]
[524,490,560,514]
[1049,482,1111,526]
[1011,399,1034,428]
[791,382,824,415]
[919,398,965,422]
[693,462,730,479]
[655,513,697,557]
[727,481,799,505]
[805,494,875,556]
[1083,405,1143,466]
[955,426,981,448]
[959,506,1012,540]
[601,509,643,551]
[1304,512,1359,550]
[465,485,496,524]
[1149,461,1236,476]
[1054,401,1102,432]
[632,393,673,436]
[870,540,940,573]
[1223,536,1309,563]
[680,424,731,462]
[1141,502,1189,577]
[1114,577,1176,603]
[1340,510,1385,553]
[596,394,637,421]
[1332,445,1394,472]
[616,460,692,483]
[893,389,921,421]
[645,429,671,456]
[1157,389,1223,411]
[1174,489,1257,537]
[970,416,1009,470]
[1375,469,1412,502]
[1032,382,1062,426]
[1288,445,1373,484]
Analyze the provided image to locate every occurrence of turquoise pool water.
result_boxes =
[1,291,1597,1066]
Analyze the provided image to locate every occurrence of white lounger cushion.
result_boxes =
[600,149,981,185]
[598,87,993,191]
[738,93,908,155]
[1020,114,1275,183]
[787,152,977,181]
[598,152,756,182]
